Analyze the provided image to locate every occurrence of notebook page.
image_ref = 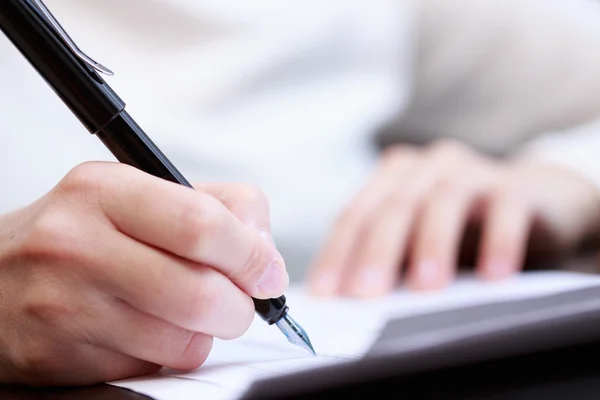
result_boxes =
[111,270,600,400]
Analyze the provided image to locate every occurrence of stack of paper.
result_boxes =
[111,271,600,400]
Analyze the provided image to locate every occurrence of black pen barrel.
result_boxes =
[0,0,124,134]
[0,0,289,326]
[97,111,193,187]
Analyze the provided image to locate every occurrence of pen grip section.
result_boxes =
[253,296,288,325]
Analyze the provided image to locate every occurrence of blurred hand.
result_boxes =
[0,162,288,385]
[307,140,600,297]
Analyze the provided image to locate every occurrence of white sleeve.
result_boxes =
[515,118,600,191]
[395,0,600,155]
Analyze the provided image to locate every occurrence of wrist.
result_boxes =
[509,154,600,250]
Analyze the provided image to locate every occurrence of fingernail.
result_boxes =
[414,260,438,287]
[351,268,387,297]
[255,260,289,297]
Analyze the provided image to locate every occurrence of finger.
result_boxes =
[407,178,485,290]
[338,192,415,297]
[194,182,271,230]
[477,182,532,280]
[9,342,161,386]
[74,347,161,385]
[307,146,418,296]
[6,282,161,386]
[65,162,287,299]
[195,181,278,248]
[84,227,256,339]
[89,297,214,371]
[335,150,421,297]
[338,142,481,297]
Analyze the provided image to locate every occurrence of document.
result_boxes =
[110,271,600,400]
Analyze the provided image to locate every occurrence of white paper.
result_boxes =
[111,270,600,400]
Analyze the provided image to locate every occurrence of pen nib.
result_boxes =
[275,313,316,356]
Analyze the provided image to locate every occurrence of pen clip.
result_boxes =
[30,0,114,76]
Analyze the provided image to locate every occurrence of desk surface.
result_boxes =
[4,340,600,400]
[2,259,598,400]
[0,384,152,400]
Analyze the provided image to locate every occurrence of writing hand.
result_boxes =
[0,162,288,385]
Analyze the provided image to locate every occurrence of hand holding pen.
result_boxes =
[0,167,288,385]
[0,0,313,386]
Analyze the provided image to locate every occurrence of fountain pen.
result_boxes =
[0,0,315,356]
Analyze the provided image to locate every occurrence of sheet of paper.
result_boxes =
[111,270,600,400]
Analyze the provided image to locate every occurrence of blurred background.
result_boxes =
[2,0,600,281]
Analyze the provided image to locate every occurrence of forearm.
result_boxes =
[515,117,600,192]
[512,117,600,250]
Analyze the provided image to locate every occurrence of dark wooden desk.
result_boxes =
[0,384,152,400]
[267,339,600,400]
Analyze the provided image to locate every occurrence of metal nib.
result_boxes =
[275,313,316,356]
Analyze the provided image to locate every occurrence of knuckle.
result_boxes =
[57,162,106,197]
[429,139,470,162]
[492,174,527,204]
[12,338,63,380]
[54,162,117,213]
[23,281,75,325]
[19,208,79,262]
[233,183,270,211]
[380,144,415,162]
[433,175,468,196]
[497,172,524,193]
[386,188,419,210]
